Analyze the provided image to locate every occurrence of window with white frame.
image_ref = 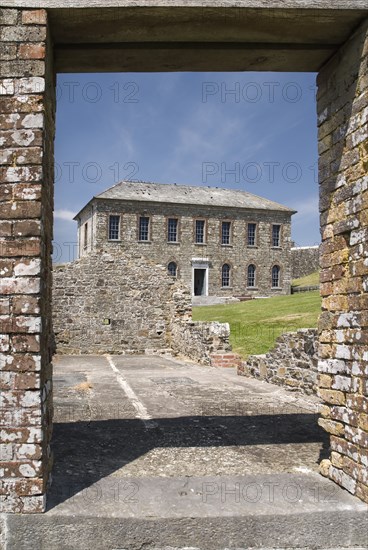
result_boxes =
[108,215,120,240]
[272,265,280,287]
[168,218,178,242]
[247,223,256,246]
[139,216,150,241]
[272,224,281,247]
[221,221,231,245]
[222,263,230,287]
[247,264,256,287]
[195,220,205,243]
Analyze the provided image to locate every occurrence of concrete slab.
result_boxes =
[3,355,367,549]
[2,2,368,71]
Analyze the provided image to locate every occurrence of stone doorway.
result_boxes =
[194,268,207,296]
[1,3,367,516]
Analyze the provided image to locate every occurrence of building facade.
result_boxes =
[75,181,296,297]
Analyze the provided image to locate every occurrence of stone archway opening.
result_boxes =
[1,3,367,520]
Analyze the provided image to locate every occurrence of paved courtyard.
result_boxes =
[5,355,367,549]
[51,354,327,486]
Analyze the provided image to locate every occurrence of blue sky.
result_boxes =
[54,72,319,263]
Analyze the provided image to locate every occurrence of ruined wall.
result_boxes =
[171,314,231,366]
[0,8,54,513]
[238,329,318,395]
[53,251,231,364]
[317,19,368,503]
[169,285,231,364]
[291,246,320,279]
[53,252,179,355]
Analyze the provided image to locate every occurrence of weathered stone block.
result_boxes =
[318,388,346,405]
[0,60,45,78]
[0,8,18,25]
[0,26,47,43]
[10,334,40,353]
[318,418,345,436]
[21,10,47,26]
[18,43,46,60]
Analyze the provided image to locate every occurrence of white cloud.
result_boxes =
[292,195,319,220]
[54,209,75,222]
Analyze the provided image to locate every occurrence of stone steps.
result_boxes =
[3,473,367,549]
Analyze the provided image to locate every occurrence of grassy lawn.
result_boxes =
[292,271,319,288]
[193,291,321,357]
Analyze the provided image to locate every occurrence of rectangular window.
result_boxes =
[139,216,150,241]
[108,215,120,240]
[195,220,205,243]
[272,224,281,247]
[222,264,230,287]
[272,266,280,287]
[83,222,88,249]
[247,223,256,246]
[221,221,231,245]
[247,265,256,287]
[168,218,178,242]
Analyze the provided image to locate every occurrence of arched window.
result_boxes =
[272,265,280,288]
[222,263,230,287]
[247,264,256,287]
[168,262,177,277]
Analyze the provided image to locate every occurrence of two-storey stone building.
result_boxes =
[74,181,296,297]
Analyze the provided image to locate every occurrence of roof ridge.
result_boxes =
[74,180,297,220]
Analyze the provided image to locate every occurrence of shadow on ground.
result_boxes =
[48,413,330,509]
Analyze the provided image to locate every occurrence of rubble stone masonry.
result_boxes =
[291,246,320,279]
[316,19,368,503]
[238,329,318,395]
[0,8,55,513]
[53,250,231,364]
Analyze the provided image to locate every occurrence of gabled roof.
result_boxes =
[74,180,296,219]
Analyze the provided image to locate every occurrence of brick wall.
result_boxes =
[1,4,367,514]
[0,8,55,513]
[317,18,368,503]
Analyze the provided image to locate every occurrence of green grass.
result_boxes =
[193,291,321,358]
[292,271,320,288]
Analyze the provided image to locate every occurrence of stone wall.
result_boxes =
[316,19,368,503]
[53,251,231,365]
[53,252,175,355]
[238,329,318,395]
[291,246,320,279]
[170,294,231,364]
[0,8,55,513]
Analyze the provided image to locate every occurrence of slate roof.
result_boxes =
[75,180,296,218]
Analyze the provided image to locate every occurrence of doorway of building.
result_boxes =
[194,269,207,296]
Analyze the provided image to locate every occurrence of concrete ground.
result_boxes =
[192,296,240,306]
[4,355,367,550]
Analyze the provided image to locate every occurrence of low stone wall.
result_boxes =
[171,320,231,365]
[53,252,231,364]
[291,246,319,279]
[238,329,318,395]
